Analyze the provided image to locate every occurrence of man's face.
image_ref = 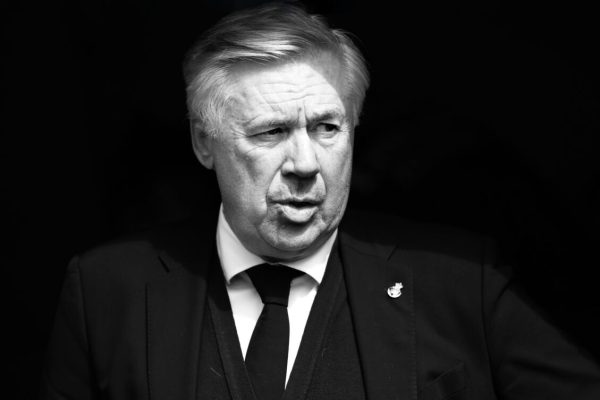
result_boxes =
[194,52,354,261]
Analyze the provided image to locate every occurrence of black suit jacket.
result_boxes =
[41,210,600,399]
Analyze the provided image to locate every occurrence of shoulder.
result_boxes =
[341,208,495,263]
[72,216,216,287]
[340,209,508,320]
[339,208,501,293]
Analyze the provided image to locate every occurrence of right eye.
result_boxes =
[258,127,284,136]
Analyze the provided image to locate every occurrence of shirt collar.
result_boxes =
[216,204,335,285]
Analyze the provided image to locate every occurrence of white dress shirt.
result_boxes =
[216,205,336,384]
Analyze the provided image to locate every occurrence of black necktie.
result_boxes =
[245,264,302,400]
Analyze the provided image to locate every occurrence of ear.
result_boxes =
[190,120,215,170]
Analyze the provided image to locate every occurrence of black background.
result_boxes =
[5,0,599,397]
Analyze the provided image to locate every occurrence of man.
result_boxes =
[42,3,600,400]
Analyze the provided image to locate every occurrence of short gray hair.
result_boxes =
[183,2,370,137]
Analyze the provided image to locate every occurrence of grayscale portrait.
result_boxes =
[5,1,598,399]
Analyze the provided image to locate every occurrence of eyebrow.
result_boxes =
[244,116,298,131]
[307,110,344,124]
[244,110,345,131]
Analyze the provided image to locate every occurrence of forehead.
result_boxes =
[224,53,348,123]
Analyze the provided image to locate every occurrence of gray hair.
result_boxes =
[183,2,370,137]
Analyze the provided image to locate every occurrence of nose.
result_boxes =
[281,129,320,178]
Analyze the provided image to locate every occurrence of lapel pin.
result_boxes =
[387,282,403,298]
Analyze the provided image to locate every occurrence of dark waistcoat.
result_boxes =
[196,244,366,400]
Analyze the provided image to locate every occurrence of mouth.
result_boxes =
[283,200,318,208]
[275,199,320,223]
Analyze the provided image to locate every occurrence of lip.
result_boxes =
[275,201,320,223]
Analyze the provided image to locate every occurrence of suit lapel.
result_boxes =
[146,225,213,400]
[340,230,417,400]
[143,213,418,400]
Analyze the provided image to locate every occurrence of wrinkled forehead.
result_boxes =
[223,52,350,118]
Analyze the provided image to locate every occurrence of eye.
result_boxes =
[258,127,285,136]
[313,123,339,135]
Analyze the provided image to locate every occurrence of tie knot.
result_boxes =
[247,264,302,307]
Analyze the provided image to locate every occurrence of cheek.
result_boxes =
[224,145,266,182]
[320,144,353,196]
[213,148,259,206]
[227,150,286,211]
[245,154,283,188]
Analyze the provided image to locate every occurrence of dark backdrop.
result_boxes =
[5,1,599,397]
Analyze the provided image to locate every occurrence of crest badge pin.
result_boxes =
[387,282,403,298]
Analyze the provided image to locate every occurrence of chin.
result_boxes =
[263,226,329,259]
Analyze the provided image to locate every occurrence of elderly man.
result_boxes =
[42,3,600,400]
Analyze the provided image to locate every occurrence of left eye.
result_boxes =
[314,123,338,134]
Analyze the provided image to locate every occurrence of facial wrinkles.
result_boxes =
[208,56,354,260]
[265,77,344,206]
[270,85,343,126]
[228,77,342,156]
[241,64,344,126]
[223,61,348,198]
